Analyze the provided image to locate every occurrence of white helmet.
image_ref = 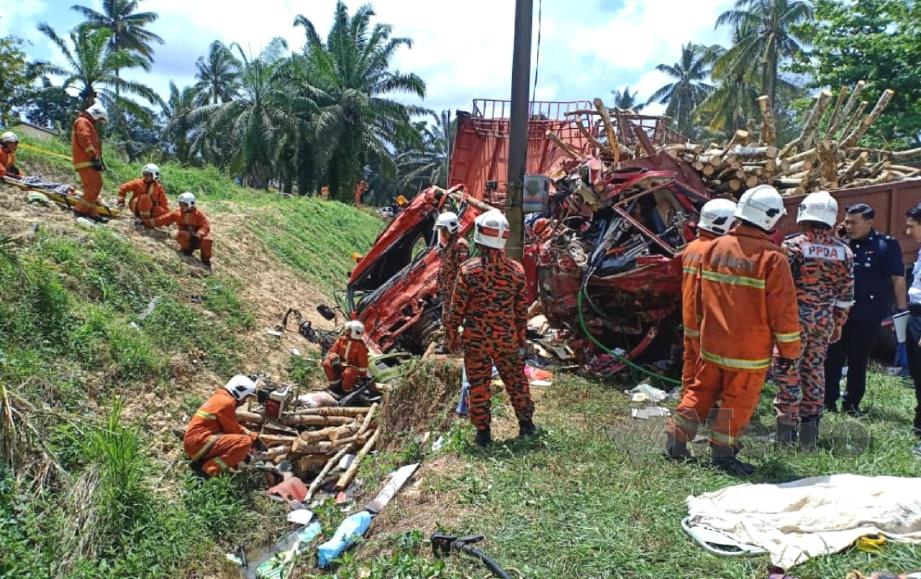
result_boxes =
[86,101,108,122]
[734,184,786,231]
[142,163,161,181]
[434,211,461,235]
[224,374,257,401]
[0,131,19,144]
[797,190,838,228]
[345,320,364,340]
[698,198,737,236]
[178,192,196,207]
[473,209,509,250]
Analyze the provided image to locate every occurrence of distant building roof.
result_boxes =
[12,121,60,137]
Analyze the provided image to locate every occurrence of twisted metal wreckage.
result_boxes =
[334,95,921,377]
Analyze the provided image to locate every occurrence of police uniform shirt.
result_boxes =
[910,248,921,306]
[847,229,904,320]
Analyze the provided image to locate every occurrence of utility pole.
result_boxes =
[506,0,533,261]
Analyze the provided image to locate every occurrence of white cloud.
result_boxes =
[16,0,735,118]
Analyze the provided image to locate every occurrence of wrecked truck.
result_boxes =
[344,100,709,372]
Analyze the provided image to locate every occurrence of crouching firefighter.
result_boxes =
[773,191,853,449]
[445,209,537,447]
[184,375,264,477]
[680,198,737,395]
[117,163,170,223]
[150,192,213,267]
[666,185,801,475]
[322,320,370,395]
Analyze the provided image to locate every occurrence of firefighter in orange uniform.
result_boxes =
[354,179,368,207]
[322,320,370,394]
[184,375,263,477]
[0,132,22,177]
[445,209,537,447]
[149,192,213,267]
[679,198,736,394]
[117,163,170,224]
[666,185,801,475]
[71,102,108,219]
[434,211,470,325]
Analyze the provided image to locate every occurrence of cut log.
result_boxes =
[893,147,921,161]
[266,445,291,458]
[291,407,370,417]
[593,98,620,163]
[547,132,580,159]
[839,101,869,144]
[575,119,607,152]
[730,145,778,159]
[702,165,716,177]
[335,428,380,491]
[800,90,833,151]
[816,140,840,189]
[888,164,921,175]
[236,410,264,424]
[841,152,869,182]
[356,403,378,438]
[824,85,850,139]
[756,96,776,146]
[833,81,866,139]
[260,434,297,446]
[728,129,752,148]
[728,179,743,192]
[283,415,354,427]
[843,89,895,147]
[787,148,817,164]
[305,444,354,501]
[745,175,761,188]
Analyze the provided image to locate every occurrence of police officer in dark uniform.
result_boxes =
[825,203,907,415]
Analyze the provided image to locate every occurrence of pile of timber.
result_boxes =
[669,84,921,196]
[237,403,379,496]
[559,84,921,198]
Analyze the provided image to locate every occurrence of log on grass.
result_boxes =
[305,445,355,501]
[335,428,380,491]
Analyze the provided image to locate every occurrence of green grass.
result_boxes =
[393,371,921,579]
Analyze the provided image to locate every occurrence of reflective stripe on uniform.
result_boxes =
[212,457,229,472]
[709,430,735,446]
[834,300,854,309]
[195,410,216,420]
[73,161,94,170]
[701,269,766,289]
[700,350,771,370]
[773,331,801,343]
[684,328,700,338]
[673,413,700,434]
[190,434,220,462]
[682,266,698,275]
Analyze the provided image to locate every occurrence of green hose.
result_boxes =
[576,289,681,387]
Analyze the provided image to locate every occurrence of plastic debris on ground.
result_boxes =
[247,521,322,579]
[632,405,670,420]
[289,348,301,357]
[525,365,554,387]
[627,382,668,403]
[316,510,373,568]
[266,475,308,505]
[266,329,283,337]
[286,509,314,526]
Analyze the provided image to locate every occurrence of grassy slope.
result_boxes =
[0,140,381,577]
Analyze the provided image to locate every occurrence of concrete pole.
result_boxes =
[506,0,533,261]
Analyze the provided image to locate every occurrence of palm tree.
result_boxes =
[193,41,241,105]
[611,86,644,112]
[189,39,294,187]
[647,43,714,136]
[161,82,197,163]
[714,0,813,109]
[397,110,454,191]
[293,1,426,203]
[38,23,160,117]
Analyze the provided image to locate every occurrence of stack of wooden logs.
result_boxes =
[237,403,379,497]
[552,83,921,198]
[669,83,921,196]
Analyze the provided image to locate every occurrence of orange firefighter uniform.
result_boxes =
[0,147,19,177]
[71,112,104,217]
[354,179,368,207]
[322,335,369,393]
[669,223,801,449]
[118,178,170,220]
[438,236,470,324]
[152,207,213,264]
[183,389,258,477]
[679,230,717,394]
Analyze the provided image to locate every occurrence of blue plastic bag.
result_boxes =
[316,510,373,568]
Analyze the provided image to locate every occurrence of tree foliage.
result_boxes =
[795,0,921,147]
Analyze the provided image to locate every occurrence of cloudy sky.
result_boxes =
[3,0,735,117]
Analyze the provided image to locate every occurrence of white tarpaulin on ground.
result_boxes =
[685,474,921,568]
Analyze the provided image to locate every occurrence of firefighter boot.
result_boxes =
[665,431,692,461]
[774,418,797,449]
[518,420,537,438]
[474,428,492,448]
[799,415,820,452]
[711,443,755,476]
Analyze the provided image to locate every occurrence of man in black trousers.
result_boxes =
[902,204,921,456]
[825,203,907,416]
